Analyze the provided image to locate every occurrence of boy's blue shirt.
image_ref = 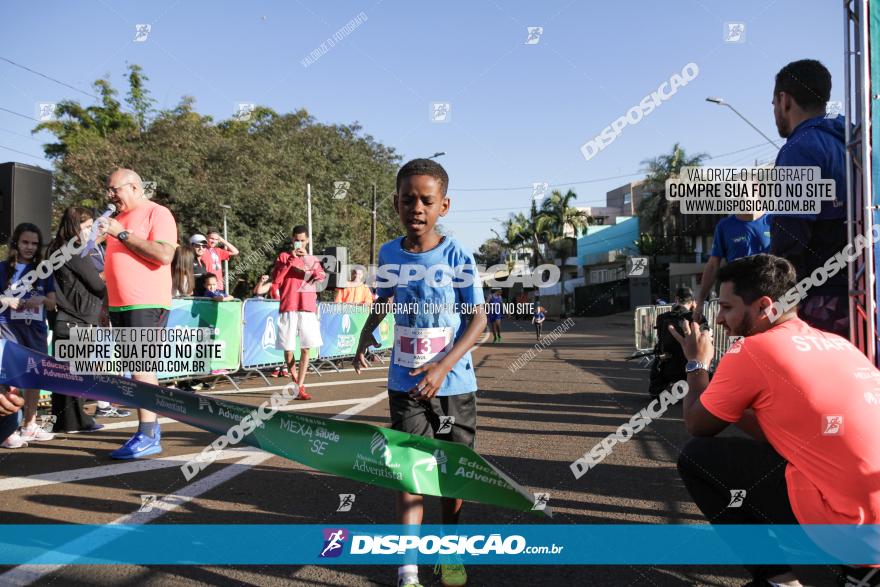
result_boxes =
[376,236,484,396]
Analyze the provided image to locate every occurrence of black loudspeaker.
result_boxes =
[0,163,53,245]
[319,246,348,290]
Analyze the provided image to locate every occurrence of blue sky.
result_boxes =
[1,0,843,251]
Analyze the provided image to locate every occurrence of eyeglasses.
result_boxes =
[106,182,135,195]
[193,244,206,248]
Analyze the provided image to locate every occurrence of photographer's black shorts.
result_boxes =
[388,391,477,449]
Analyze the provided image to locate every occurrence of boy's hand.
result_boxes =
[408,362,451,400]
[0,388,23,416]
[353,334,380,374]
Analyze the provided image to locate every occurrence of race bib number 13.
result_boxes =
[393,325,453,368]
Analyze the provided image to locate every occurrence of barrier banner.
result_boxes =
[160,298,242,379]
[0,340,544,515]
[317,303,395,358]
[239,299,318,369]
[318,303,366,358]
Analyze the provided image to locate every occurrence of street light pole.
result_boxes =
[705,97,780,149]
[220,204,232,293]
[370,184,377,266]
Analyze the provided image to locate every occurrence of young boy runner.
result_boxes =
[532,300,546,341]
[354,159,487,587]
[487,289,503,342]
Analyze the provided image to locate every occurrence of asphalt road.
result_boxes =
[0,314,845,586]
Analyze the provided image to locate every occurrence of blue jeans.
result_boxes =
[0,410,22,444]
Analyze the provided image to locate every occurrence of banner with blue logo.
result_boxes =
[240,299,317,369]
[1,524,877,565]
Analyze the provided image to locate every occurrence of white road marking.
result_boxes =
[197,374,387,396]
[0,447,262,493]
[0,390,389,584]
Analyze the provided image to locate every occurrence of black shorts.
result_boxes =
[109,307,169,328]
[388,391,477,449]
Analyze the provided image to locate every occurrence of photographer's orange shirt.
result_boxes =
[701,317,880,525]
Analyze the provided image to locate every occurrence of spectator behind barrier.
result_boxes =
[201,228,239,287]
[0,222,58,449]
[188,234,210,296]
[334,268,373,305]
[47,206,107,434]
[202,274,234,301]
[172,239,195,297]
[670,254,880,586]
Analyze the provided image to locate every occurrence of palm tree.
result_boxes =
[535,189,593,315]
[638,143,707,237]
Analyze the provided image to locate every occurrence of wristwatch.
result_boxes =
[117,231,130,242]
[685,360,708,374]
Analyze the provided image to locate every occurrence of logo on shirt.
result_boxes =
[727,489,746,508]
[822,415,844,435]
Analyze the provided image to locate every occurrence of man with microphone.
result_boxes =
[97,168,177,459]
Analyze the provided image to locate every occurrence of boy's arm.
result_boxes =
[353,296,390,373]
[408,304,488,399]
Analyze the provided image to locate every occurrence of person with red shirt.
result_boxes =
[268,225,325,400]
[200,229,238,287]
[670,254,880,586]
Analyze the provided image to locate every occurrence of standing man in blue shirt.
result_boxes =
[694,213,771,322]
[770,59,848,337]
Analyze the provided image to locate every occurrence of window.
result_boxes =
[623,192,632,205]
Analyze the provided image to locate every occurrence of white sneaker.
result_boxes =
[20,424,55,442]
[1,431,28,449]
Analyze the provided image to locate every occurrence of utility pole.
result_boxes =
[370,184,377,266]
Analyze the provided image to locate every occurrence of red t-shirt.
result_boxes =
[201,246,231,284]
[701,317,880,525]
[105,201,178,310]
[270,251,326,313]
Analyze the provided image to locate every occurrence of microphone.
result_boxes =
[80,204,116,257]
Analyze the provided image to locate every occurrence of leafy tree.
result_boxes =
[535,189,592,315]
[33,66,402,289]
[637,142,707,237]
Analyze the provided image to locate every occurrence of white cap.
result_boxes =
[189,234,208,245]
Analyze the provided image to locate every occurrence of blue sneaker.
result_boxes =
[110,430,161,459]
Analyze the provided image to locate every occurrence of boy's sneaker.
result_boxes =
[110,430,161,459]
[95,406,132,418]
[1,431,27,449]
[271,367,290,378]
[295,385,312,401]
[20,424,55,442]
[397,579,423,587]
[435,562,467,586]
